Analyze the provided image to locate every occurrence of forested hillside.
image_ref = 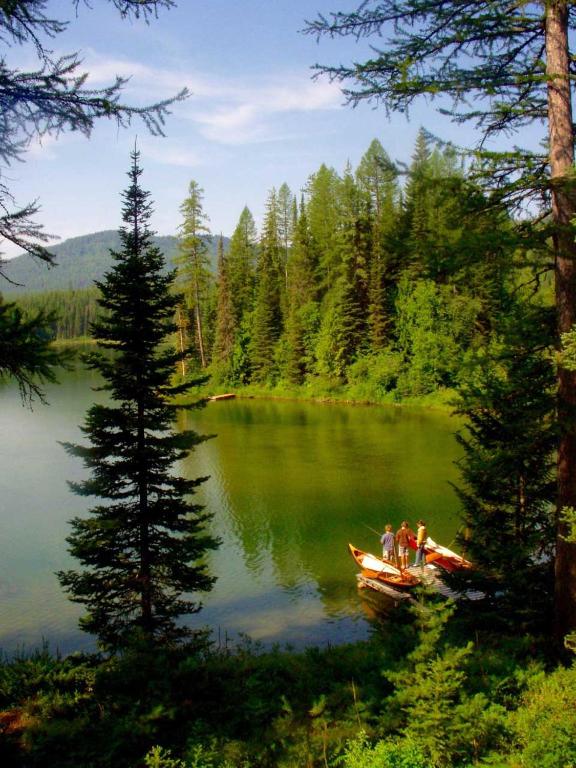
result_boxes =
[170,131,553,406]
[10,131,554,407]
[1,231,222,294]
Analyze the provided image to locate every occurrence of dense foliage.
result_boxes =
[0,599,573,768]
[158,132,524,406]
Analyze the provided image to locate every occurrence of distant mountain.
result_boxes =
[1,230,227,294]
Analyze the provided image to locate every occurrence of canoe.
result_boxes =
[208,393,236,401]
[409,536,472,572]
[348,544,420,588]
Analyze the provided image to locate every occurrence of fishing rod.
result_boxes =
[363,523,382,537]
[363,522,403,570]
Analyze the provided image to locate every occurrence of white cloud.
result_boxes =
[80,51,221,100]
[190,74,343,145]
[26,132,64,160]
[140,139,203,168]
[76,50,344,145]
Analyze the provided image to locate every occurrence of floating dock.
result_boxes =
[357,564,483,602]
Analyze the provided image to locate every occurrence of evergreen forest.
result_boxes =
[2,1,576,767]
[2,128,574,768]
[13,131,550,405]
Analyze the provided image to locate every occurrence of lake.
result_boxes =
[0,366,464,654]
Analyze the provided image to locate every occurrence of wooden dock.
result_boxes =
[357,563,483,602]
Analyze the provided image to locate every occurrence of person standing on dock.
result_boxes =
[380,524,395,562]
[415,520,428,567]
[396,520,415,570]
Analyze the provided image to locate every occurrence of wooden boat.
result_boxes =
[348,544,420,588]
[409,537,472,572]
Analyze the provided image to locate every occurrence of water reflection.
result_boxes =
[1,370,463,653]
[178,399,463,646]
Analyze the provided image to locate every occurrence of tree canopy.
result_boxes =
[0,0,186,272]
[305,0,576,641]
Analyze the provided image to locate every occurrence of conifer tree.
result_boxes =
[212,236,236,379]
[356,139,400,350]
[385,599,503,767]
[315,170,370,378]
[453,301,556,626]
[0,299,63,405]
[305,164,342,295]
[176,180,212,370]
[250,190,283,382]
[306,0,576,637]
[58,151,218,651]
[227,206,258,326]
[276,182,295,298]
[284,202,319,384]
[355,138,397,219]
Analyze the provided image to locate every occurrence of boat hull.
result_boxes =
[408,537,472,572]
[348,544,420,588]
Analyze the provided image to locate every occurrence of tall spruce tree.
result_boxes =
[284,201,319,384]
[58,151,218,652]
[276,182,295,299]
[227,206,258,325]
[356,138,400,350]
[176,180,212,370]
[315,169,370,378]
[453,301,556,628]
[307,0,576,638]
[305,164,342,296]
[212,236,236,379]
[250,190,283,382]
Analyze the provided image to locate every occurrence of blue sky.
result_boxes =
[5,1,544,256]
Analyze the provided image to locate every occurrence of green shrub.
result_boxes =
[509,664,576,768]
[339,732,428,768]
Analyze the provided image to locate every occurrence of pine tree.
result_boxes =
[227,206,258,325]
[175,180,212,370]
[306,0,576,638]
[284,201,319,384]
[315,170,370,379]
[305,164,342,296]
[385,599,503,767]
[355,138,397,219]
[58,151,218,652]
[0,0,186,266]
[250,190,283,382]
[212,236,236,379]
[276,182,295,299]
[453,301,556,627]
[356,139,400,350]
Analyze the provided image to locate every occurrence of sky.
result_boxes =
[3,0,544,258]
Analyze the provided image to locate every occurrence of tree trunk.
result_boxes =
[137,401,153,635]
[176,304,187,378]
[546,0,576,639]
[194,279,207,368]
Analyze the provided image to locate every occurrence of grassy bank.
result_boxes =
[203,380,458,412]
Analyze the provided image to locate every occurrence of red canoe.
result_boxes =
[409,537,472,572]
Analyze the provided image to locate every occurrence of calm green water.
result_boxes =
[0,367,463,654]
